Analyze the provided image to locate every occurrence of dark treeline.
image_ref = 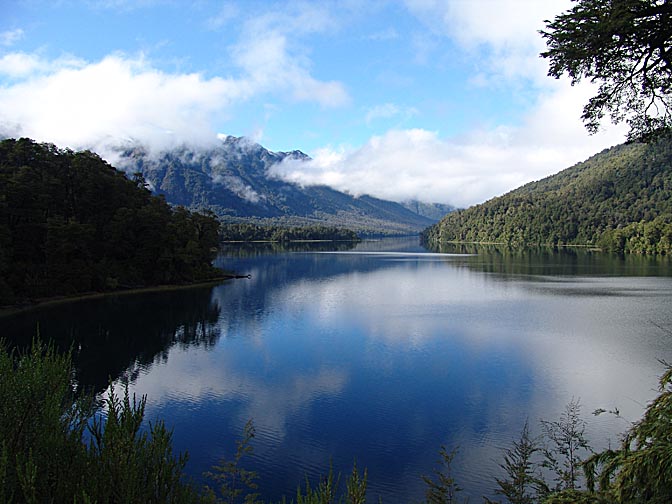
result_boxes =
[220,222,359,242]
[423,136,672,254]
[0,138,222,306]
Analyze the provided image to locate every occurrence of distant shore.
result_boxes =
[0,274,249,317]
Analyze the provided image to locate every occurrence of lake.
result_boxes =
[2,237,672,502]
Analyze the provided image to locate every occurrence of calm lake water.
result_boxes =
[3,237,672,501]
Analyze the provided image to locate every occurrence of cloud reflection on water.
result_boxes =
[108,242,672,501]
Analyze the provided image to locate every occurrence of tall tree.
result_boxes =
[540,0,672,141]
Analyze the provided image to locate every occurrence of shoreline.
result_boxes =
[427,240,603,250]
[221,239,362,244]
[0,274,249,318]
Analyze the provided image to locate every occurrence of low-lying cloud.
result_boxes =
[272,81,627,208]
[266,0,626,208]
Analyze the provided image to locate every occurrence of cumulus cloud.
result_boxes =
[403,0,573,83]
[229,4,349,108]
[272,80,627,208]
[0,2,349,155]
[0,53,245,154]
[0,52,86,79]
[0,42,348,155]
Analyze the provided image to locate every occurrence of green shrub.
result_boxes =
[0,339,198,503]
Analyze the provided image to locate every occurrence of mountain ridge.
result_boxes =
[116,136,449,235]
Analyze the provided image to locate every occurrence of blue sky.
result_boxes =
[0,0,627,206]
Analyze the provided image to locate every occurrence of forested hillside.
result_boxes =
[423,136,672,253]
[0,138,222,305]
[220,223,359,242]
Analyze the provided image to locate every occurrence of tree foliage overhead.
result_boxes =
[540,0,672,141]
[0,138,223,305]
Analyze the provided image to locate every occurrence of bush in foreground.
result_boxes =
[0,339,199,503]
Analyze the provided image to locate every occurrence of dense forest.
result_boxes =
[423,136,672,254]
[220,222,359,242]
[0,138,223,306]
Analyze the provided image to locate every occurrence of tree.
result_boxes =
[0,339,198,503]
[584,361,672,502]
[540,0,672,141]
[540,399,592,492]
[421,446,464,504]
[487,421,545,504]
[0,138,224,305]
[203,419,261,504]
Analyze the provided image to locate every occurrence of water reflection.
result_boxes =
[221,240,359,258]
[1,238,671,502]
[1,286,222,393]
[431,242,672,277]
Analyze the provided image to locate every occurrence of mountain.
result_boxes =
[423,136,672,252]
[116,136,438,235]
[400,200,456,220]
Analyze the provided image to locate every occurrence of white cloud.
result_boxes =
[205,3,240,30]
[229,4,349,108]
[0,43,347,155]
[272,80,627,208]
[0,29,25,47]
[0,52,47,78]
[229,31,348,108]
[0,53,245,154]
[365,103,418,125]
[268,0,625,207]
[0,3,349,155]
[212,174,264,203]
[404,0,573,84]
[0,52,86,79]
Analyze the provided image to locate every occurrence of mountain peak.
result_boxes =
[118,137,441,234]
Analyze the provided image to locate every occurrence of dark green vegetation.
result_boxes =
[541,0,672,141]
[117,136,439,235]
[220,223,359,242]
[3,339,671,503]
[423,136,672,253]
[0,340,199,503]
[598,215,672,254]
[0,138,223,306]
